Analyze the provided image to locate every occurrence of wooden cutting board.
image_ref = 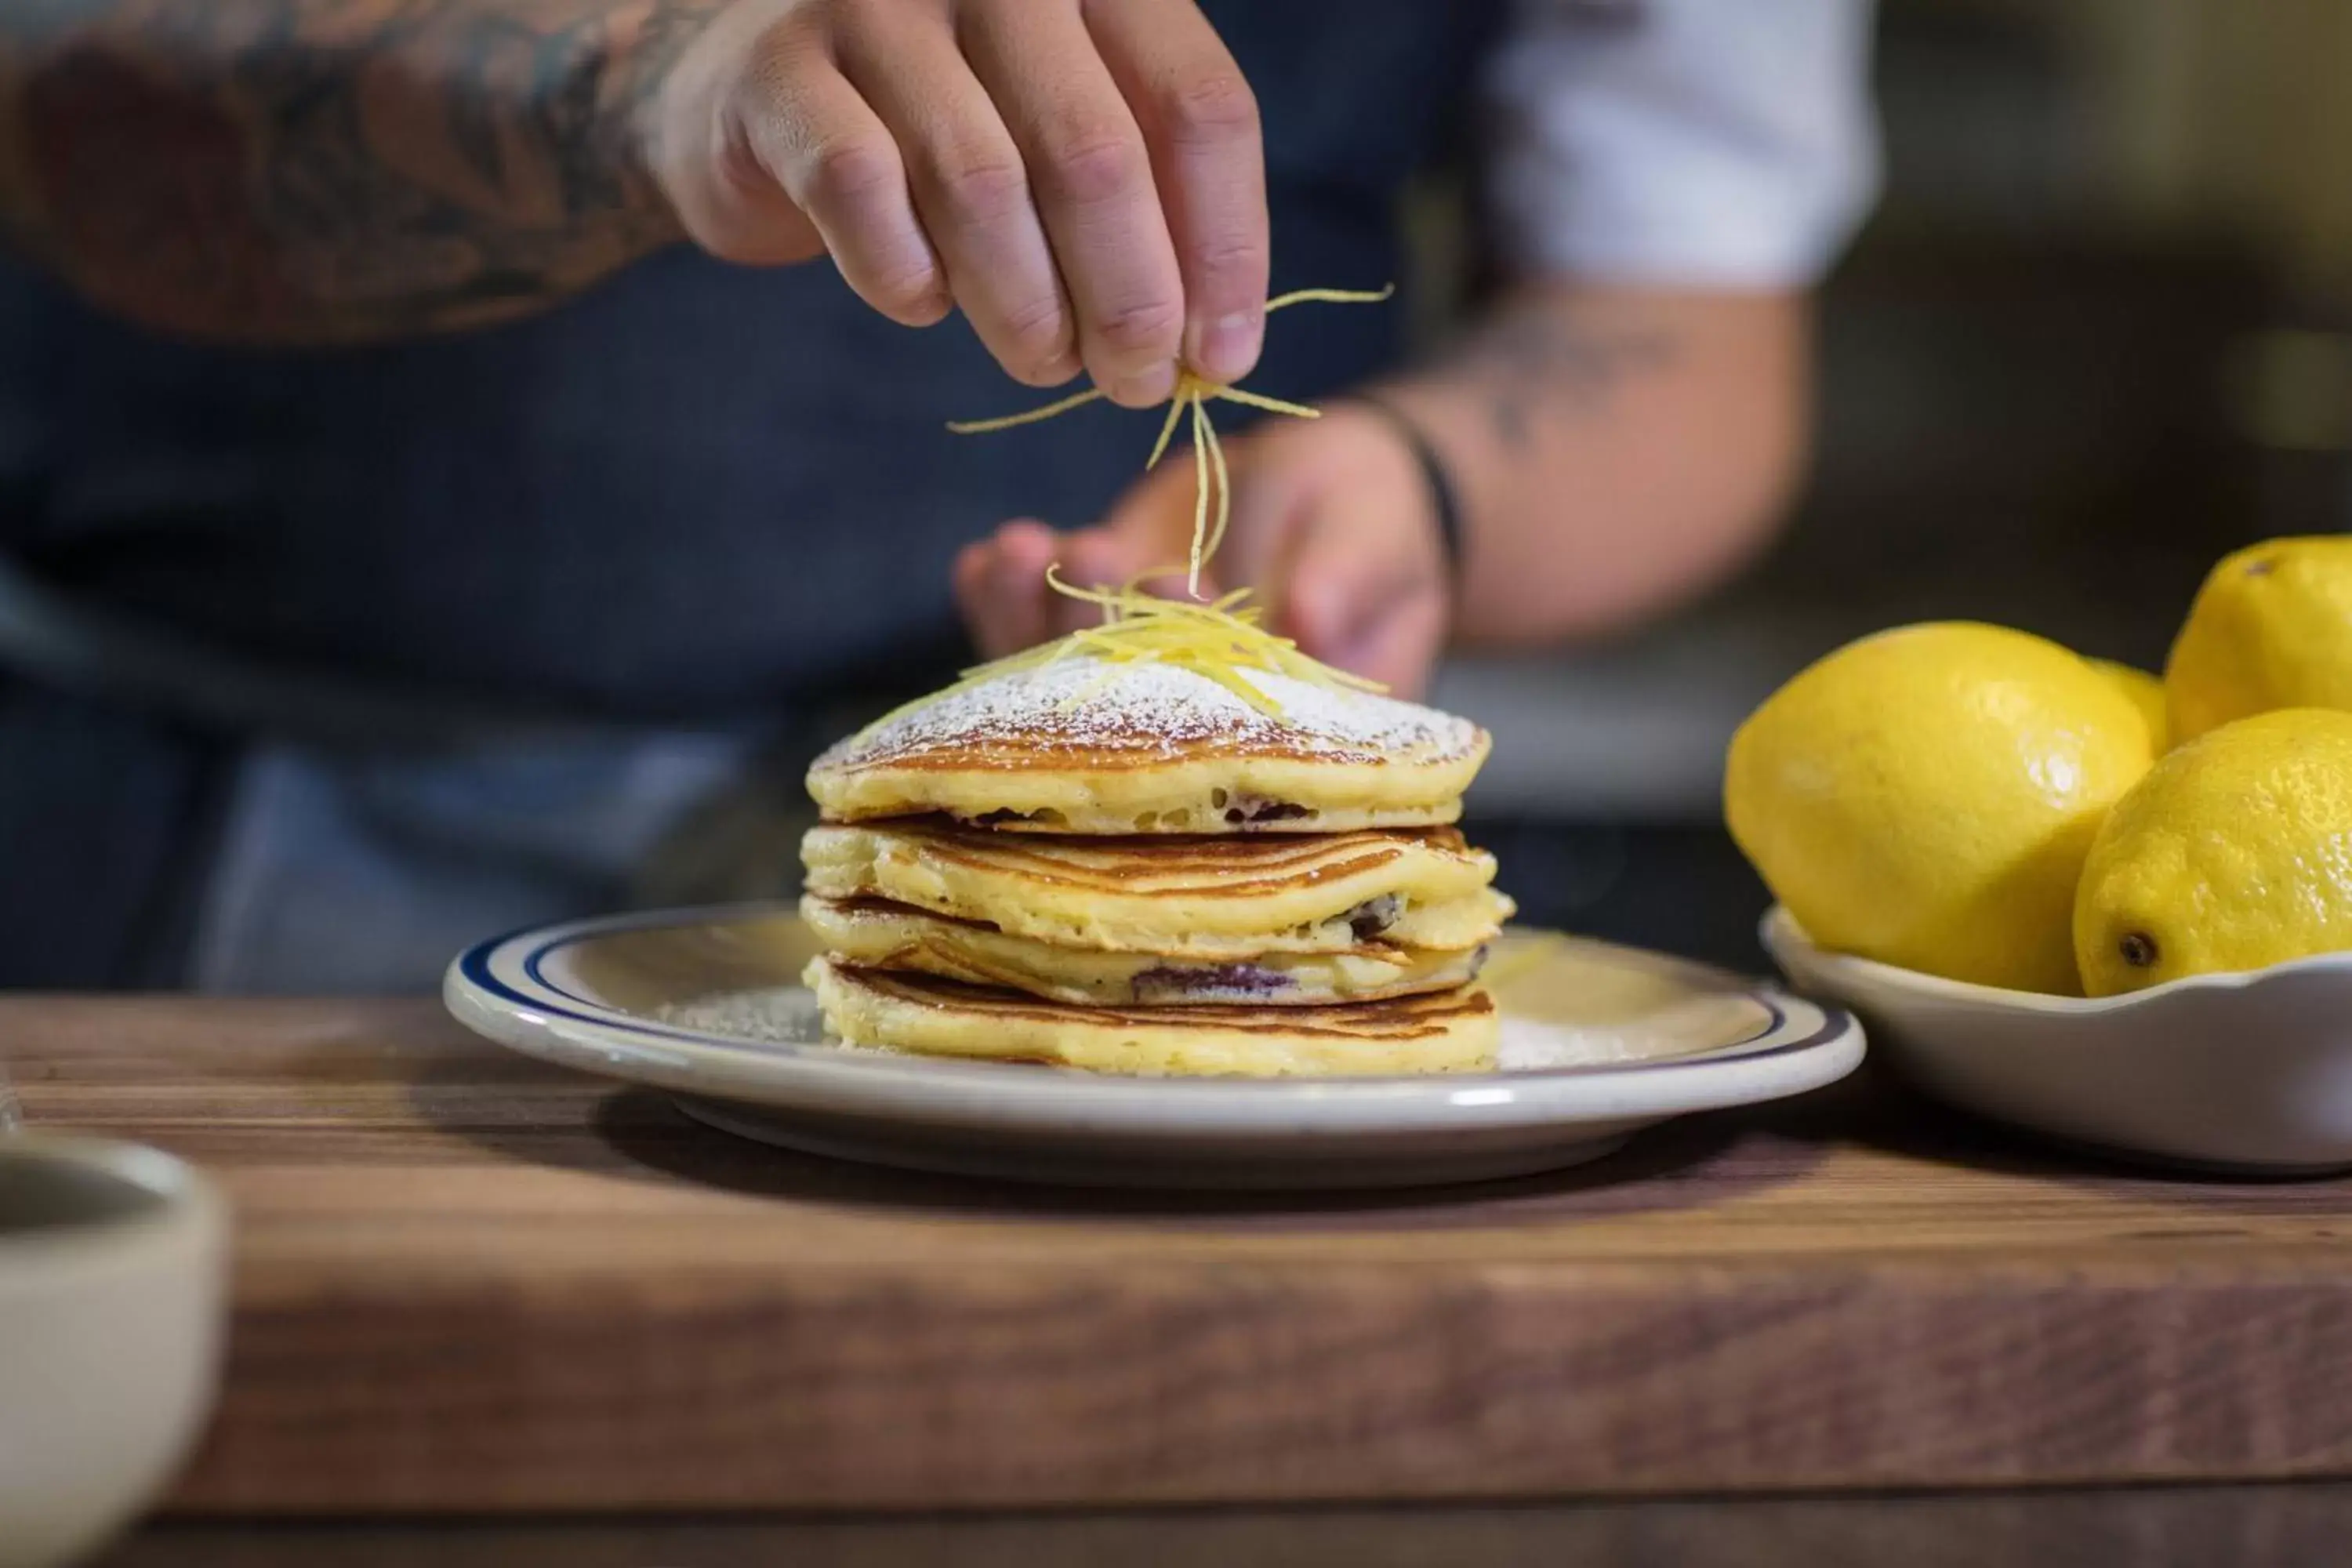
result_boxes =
[12,996,2352,1514]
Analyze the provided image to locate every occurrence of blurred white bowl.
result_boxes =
[0,1136,228,1568]
[1762,906,2352,1173]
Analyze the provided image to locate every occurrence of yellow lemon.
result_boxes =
[1726,622,2154,994]
[2075,708,2352,996]
[2166,536,2352,742]
[2089,659,2168,753]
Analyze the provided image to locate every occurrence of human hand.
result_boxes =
[644,0,1269,405]
[953,403,1453,697]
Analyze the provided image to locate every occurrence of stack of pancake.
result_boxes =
[799,655,1511,1076]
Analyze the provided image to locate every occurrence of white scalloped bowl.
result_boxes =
[1762,906,2352,1173]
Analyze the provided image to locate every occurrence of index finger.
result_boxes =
[1084,0,1269,386]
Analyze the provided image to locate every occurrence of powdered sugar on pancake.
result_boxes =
[816,656,1485,771]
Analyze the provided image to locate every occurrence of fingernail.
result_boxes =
[1109,361,1178,407]
[1193,310,1263,384]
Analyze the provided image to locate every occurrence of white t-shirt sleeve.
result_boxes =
[1483,0,1882,289]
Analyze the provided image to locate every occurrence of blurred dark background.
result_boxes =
[1450,0,2352,970]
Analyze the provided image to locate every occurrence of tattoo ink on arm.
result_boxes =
[1439,304,1677,452]
[1368,287,1816,643]
[0,0,724,341]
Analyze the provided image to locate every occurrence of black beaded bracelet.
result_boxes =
[1352,395,1466,581]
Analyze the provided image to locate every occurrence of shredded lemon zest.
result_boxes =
[1200,395,1232,571]
[941,385,1108,436]
[954,564,1386,718]
[947,283,1394,598]
[927,284,1396,724]
[1144,394,1188,470]
[1188,397,1213,590]
[1265,286,1395,313]
[1204,384,1323,419]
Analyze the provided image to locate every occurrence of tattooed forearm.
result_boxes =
[0,0,725,340]
[1371,287,1802,643]
[1429,299,1677,452]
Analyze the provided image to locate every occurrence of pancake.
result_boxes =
[808,655,1489,834]
[800,819,1512,957]
[806,956,1498,1076]
[802,893,1490,1006]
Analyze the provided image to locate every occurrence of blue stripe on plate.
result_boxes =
[454,912,1846,1082]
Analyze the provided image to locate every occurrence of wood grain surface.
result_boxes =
[11,996,2352,1514]
[91,1484,2352,1568]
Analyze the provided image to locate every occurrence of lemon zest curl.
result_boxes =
[948,285,1394,600]
[938,285,1396,719]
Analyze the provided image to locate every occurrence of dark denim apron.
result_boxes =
[0,2,1502,988]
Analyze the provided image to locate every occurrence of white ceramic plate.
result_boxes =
[445,906,1862,1189]
[1763,906,2352,1173]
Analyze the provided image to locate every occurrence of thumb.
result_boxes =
[1040,525,1171,640]
[1282,513,1446,697]
[955,518,1065,658]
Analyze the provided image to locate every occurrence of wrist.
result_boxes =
[1344,394,1466,591]
[623,2,745,239]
